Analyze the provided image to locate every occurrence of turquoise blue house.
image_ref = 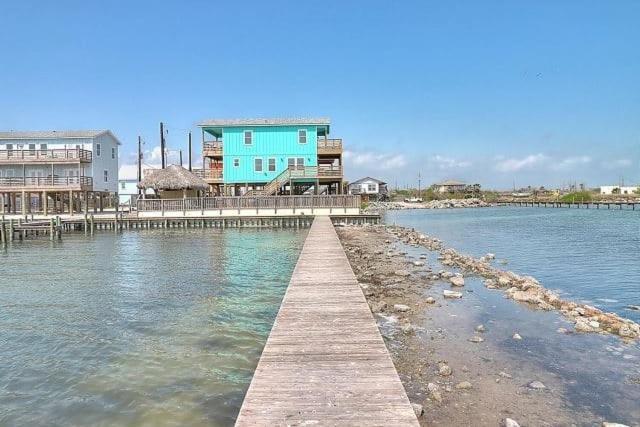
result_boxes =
[197,118,344,196]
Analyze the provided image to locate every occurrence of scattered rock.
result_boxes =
[512,333,522,340]
[411,402,424,417]
[443,290,463,299]
[602,423,630,427]
[412,261,425,267]
[485,253,496,260]
[475,324,485,332]
[468,335,484,343]
[527,380,546,390]
[557,327,568,334]
[449,276,465,287]
[502,418,521,427]
[401,323,415,334]
[427,382,443,402]
[499,371,512,379]
[455,381,472,390]
[425,297,436,304]
[438,362,452,376]
[394,269,410,277]
[419,255,428,259]
[626,305,640,311]
[393,304,410,313]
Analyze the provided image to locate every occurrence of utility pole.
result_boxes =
[179,150,183,167]
[160,122,166,169]
[188,131,192,171]
[137,136,142,196]
[418,172,421,199]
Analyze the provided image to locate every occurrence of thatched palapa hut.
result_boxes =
[138,165,208,198]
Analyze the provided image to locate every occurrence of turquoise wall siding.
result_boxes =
[220,125,318,184]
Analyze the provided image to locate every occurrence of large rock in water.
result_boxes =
[394,269,410,277]
[502,419,521,427]
[449,276,465,287]
[394,304,410,312]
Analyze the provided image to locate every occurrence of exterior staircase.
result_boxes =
[243,166,318,197]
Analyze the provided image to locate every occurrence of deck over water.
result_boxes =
[236,216,418,426]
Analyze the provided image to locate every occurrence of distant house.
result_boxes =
[432,180,467,193]
[348,177,388,200]
[600,185,638,195]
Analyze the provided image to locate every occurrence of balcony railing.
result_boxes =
[192,168,223,181]
[317,138,343,155]
[203,141,223,157]
[318,164,343,177]
[0,176,93,189]
[0,148,92,163]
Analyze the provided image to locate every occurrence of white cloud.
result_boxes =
[430,155,472,170]
[343,150,407,170]
[494,153,547,172]
[551,155,591,170]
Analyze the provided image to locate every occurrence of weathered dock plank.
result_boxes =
[235,216,418,426]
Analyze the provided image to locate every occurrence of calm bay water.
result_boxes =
[0,228,307,426]
[386,207,640,322]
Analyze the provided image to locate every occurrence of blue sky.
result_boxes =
[1,0,638,189]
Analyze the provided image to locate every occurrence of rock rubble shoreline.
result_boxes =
[364,198,491,213]
[388,224,640,340]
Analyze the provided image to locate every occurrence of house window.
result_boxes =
[297,158,304,168]
[244,130,253,145]
[96,143,101,157]
[111,147,116,159]
[268,158,276,172]
[40,144,47,150]
[288,158,295,169]
[368,183,377,192]
[103,170,108,182]
[28,143,36,151]
[233,158,240,167]
[254,158,263,172]
[121,181,126,190]
[298,129,307,144]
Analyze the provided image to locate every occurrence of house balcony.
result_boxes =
[203,141,223,157]
[317,139,342,156]
[317,164,343,179]
[0,176,93,191]
[0,148,92,164]
[193,168,223,183]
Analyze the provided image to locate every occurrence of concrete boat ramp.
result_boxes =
[236,216,418,426]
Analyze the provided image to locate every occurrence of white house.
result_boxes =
[118,164,156,206]
[600,185,639,195]
[348,177,388,200]
[0,130,120,214]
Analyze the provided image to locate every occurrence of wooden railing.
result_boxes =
[317,138,343,154]
[0,148,92,163]
[192,168,223,180]
[203,141,223,156]
[137,195,360,212]
[0,176,93,189]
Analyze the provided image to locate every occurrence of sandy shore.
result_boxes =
[337,224,639,426]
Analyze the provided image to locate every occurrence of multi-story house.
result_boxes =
[0,130,120,215]
[196,118,343,196]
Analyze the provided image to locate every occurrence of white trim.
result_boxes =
[243,130,253,145]
[298,129,307,144]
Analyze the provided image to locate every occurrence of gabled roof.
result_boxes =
[197,117,331,127]
[0,130,122,145]
[350,176,387,185]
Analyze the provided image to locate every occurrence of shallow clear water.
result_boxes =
[386,207,640,322]
[0,228,307,426]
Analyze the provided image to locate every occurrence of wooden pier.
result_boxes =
[498,200,638,210]
[0,214,380,244]
[236,216,418,426]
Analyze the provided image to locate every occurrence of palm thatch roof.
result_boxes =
[137,165,208,191]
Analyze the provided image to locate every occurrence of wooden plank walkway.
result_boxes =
[236,216,418,426]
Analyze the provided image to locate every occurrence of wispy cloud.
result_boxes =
[430,155,472,170]
[601,158,633,169]
[550,155,591,170]
[494,153,547,172]
[343,150,407,170]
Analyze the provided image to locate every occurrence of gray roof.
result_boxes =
[0,130,121,144]
[350,177,387,185]
[198,117,331,127]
